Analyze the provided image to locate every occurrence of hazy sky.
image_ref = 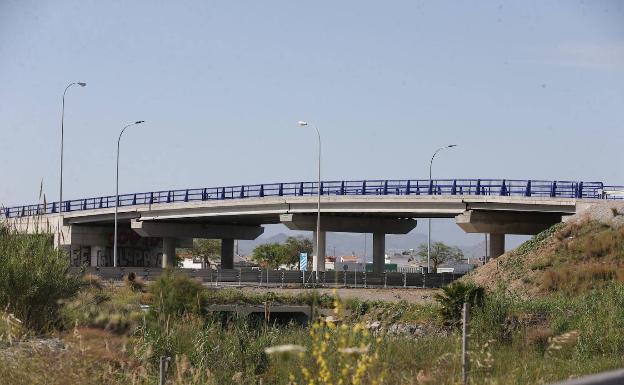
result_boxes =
[1,0,623,209]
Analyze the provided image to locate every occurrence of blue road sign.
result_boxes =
[300,252,308,271]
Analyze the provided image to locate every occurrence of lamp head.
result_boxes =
[448,144,457,148]
[135,120,145,124]
[297,121,308,127]
[77,82,87,87]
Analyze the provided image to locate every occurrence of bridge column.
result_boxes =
[312,230,326,272]
[90,246,106,267]
[162,237,176,268]
[489,233,505,258]
[372,232,385,273]
[221,238,234,269]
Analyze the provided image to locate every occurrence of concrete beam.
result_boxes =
[455,210,561,235]
[131,220,264,240]
[280,214,417,234]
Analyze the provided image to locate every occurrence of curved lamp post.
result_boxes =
[427,144,457,273]
[58,82,86,249]
[113,120,145,267]
[297,121,322,278]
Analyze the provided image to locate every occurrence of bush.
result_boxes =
[0,223,82,332]
[149,269,205,318]
[435,281,485,327]
[124,272,146,292]
[62,285,144,334]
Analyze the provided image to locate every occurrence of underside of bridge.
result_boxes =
[455,210,563,257]
[8,195,578,272]
[280,214,418,273]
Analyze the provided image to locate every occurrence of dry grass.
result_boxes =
[465,216,624,298]
[542,262,624,294]
[82,273,104,290]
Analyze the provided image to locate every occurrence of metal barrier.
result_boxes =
[73,267,464,288]
[547,369,624,385]
[4,179,622,218]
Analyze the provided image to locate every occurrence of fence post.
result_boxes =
[462,302,471,385]
[216,269,219,288]
[343,271,347,287]
[403,271,407,288]
[384,272,387,289]
[422,272,426,289]
[159,356,171,385]
[363,271,367,288]
[238,268,242,287]
[281,270,285,288]
[258,269,262,287]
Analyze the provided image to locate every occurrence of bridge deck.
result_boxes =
[3,178,622,220]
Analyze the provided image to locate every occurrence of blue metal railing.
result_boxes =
[2,179,622,219]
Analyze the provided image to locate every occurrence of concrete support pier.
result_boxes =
[162,237,176,268]
[221,238,234,269]
[489,233,505,258]
[312,230,326,272]
[372,232,385,273]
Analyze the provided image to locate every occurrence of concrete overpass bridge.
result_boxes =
[2,179,622,272]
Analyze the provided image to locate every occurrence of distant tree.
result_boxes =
[252,243,288,268]
[283,236,313,267]
[191,239,221,268]
[417,242,464,272]
[251,237,313,269]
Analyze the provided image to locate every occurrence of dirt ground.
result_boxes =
[239,286,440,304]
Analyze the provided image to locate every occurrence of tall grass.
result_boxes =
[0,222,82,332]
[149,268,205,318]
[5,260,624,384]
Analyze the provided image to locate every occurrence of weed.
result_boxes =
[435,281,485,327]
[149,269,205,318]
[0,223,82,332]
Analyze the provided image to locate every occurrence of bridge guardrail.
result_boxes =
[3,179,623,219]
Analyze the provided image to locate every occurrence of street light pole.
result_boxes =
[427,144,457,273]
[297,121,322,278]
[58,82,86,250]
[113,121,145,268]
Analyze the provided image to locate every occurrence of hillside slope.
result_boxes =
[464,202,624,297]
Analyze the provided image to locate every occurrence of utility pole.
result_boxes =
[462,302,471,385]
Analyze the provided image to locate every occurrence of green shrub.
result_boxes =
[62,285,144,334]
[0,223,82,332]
[149,269,205,318]
[470,290,514,341]
[435,281,485,327]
